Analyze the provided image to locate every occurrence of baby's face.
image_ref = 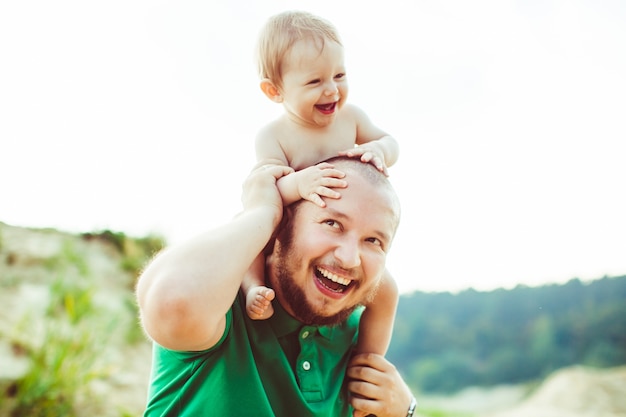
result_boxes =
[278,38,348,128]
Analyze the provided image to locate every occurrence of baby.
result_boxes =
[242,10,400,356]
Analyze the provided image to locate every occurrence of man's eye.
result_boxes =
[323,219,340,228]
[366,237,382,247]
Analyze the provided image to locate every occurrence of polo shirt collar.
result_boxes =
[270,301,335,340]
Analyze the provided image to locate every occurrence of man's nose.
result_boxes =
[334,237,361,269]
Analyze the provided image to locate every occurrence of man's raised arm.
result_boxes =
[136,164,292,351]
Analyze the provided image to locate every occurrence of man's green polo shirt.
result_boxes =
[144,291,362,416]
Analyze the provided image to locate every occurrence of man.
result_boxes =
[136,157,416,416]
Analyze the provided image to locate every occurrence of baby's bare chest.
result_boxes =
[283,125,357,171]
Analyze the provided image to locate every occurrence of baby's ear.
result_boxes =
[260,79,283,103]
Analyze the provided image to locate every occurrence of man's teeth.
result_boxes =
[317,268,350,286]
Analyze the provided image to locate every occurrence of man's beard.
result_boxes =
[271,238,358,327]
[273,258,357,326]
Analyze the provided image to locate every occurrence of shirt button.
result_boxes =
[302,331,310,339]
[302,361,311,371]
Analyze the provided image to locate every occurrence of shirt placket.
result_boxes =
[296,326,324,402]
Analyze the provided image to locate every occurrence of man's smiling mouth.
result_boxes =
[315,267,353,293]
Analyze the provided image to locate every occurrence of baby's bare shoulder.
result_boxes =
[256,118,284,140]
[340,103,367,119]
[255,120,292,164]
[256,119,291,148]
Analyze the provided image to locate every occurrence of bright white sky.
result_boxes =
[1,0,625,294]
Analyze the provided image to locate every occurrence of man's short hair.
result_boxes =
[324,156,392,188]
[255,10,342,88]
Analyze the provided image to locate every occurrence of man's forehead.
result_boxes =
[340,165,400,211]
[317,174,399,233]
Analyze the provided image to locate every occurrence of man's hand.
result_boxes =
[243,163,294,221]
[347,353,415,417]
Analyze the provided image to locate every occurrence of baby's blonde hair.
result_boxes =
[255,10,342,88]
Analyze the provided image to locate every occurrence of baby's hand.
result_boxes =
[296,162,347,207]
[339,144,388,176]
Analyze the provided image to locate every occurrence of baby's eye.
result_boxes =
[334,73,345,80]
[307,78,321,85]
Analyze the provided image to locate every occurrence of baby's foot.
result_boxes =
[246,286,275,320]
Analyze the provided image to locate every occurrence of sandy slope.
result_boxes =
[487,365,626,417]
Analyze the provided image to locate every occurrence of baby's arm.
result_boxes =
[339,104,399,175]
[355,269,399,356]
[255,127,347,207]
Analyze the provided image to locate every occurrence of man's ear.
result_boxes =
[260,79,283,103]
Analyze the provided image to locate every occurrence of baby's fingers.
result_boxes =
[306,193,327,207]
[316,186,342,200]
[319,167,346,179]
[321,177,347,189]
[358,153,388,176]
[368,156,388,175]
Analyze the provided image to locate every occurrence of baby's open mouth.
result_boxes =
[316,267,353,293]
[315,102,337,113]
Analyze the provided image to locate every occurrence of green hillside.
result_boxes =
[389,276,626,393]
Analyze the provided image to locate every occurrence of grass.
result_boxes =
[81,229,164,278]
[9,320,110,417]
[1,227,162,416]
[123,295,148,345]
[47,274,95,324]
[5,264,115,416]
[43,240,90,277]
[419,409,475,417]
[4,238,126,416]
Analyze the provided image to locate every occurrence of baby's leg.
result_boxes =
[242,252,276,320]
[356,269,399,355]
